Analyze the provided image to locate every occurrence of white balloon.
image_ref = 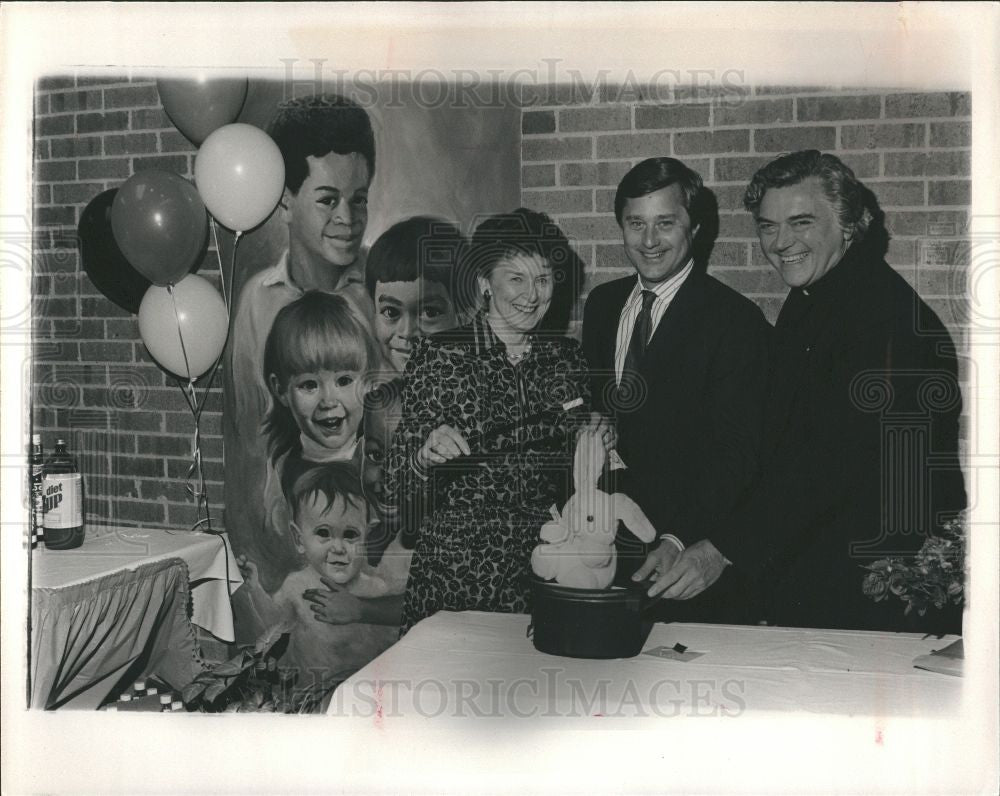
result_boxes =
[194,123,284,232]
[138,274,229,379]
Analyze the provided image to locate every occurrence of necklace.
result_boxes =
[506,343,531,362]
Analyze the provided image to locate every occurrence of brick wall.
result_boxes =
[30,80,972,531]
[519,85,971,350]
[32,74,226,531]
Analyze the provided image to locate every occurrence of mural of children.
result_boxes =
[225,94,377,593]
[237,462,397,704]
[259,290,381,588]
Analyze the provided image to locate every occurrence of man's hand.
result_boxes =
[647,540,728,600]
[303,583,363,625]
[631,540,682,589]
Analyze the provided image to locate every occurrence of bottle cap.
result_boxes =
[55,438,66,446]
[147,687,158,696]
[32,433,41,444]
[133,679,146,692]
[106,705,118,712]
[171,701,183,711]
[159,693,171,705]
[119,693,132,702]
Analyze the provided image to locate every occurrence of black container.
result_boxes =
[530,576,656,659]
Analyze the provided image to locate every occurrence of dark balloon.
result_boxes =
[78,188,150,314]
[157,76,248,146]
[111,170,208,286]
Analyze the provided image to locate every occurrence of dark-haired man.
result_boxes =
[226,94,377,594]
[648,150,965,632]
[582,157,770,623]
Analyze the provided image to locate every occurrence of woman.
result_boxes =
[384,208,612,632]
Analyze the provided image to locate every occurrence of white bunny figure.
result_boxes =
[531,427,657,589]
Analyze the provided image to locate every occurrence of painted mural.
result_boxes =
[221,80,520,703]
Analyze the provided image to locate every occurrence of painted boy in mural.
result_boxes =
[226,94,376,593]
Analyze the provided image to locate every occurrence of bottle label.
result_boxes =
[43,473,82,529]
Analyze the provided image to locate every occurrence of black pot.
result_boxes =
[529,575,656,659]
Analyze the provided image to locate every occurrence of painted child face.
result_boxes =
[293,493,367,585]
[374,279,458,371]
[282,152,370,271]
[478,253,553,334]
[273,368,364,453]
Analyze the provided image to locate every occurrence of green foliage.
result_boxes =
[862,515,966,617]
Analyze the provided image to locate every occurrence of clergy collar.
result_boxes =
[792,241,867,302]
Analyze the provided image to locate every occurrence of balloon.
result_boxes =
[78,189,151,313]
[194,123,284,232]
[156,76,248,146]
[111,170,208,286]
[138,274,228,380]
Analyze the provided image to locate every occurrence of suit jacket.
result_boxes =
[709,242,966,632]
[582,269,771,622]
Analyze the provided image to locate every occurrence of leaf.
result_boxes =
[205,681,229,703]
[210,659,249,677]
[182,681,208,703]
[255,619,295,655]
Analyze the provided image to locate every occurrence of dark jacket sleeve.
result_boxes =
[664,302,770,547]
[710,296,965,578]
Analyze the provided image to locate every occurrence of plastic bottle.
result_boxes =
[159,694,172,712]
[29,435,44,547]
[42,439,84,550]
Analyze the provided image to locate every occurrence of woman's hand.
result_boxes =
[416,424,471,469]
[582,412,617,454]
[303,584,363,625]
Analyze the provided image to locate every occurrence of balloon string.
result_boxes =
[210,219,228,311]
[168,284,211,529]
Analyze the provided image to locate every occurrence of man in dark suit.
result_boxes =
[645,150,966,632]
[582,157,771,624]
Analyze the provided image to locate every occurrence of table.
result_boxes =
[327,611,962,719]
[32,525,243,641]
[30,526,243,710]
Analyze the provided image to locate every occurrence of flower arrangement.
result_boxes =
[862,514,966,618]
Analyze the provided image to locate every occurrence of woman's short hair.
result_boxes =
[742,150,872,241]
[463,208,583,333]
[268,94,376,194]
[614,157,709,230]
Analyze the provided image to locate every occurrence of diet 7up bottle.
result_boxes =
[42,438,84,550]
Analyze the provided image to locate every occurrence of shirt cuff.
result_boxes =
[658,534,684,552]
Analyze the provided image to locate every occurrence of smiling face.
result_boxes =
[374,278,458,371]
[479,252,553,335]
[283,151,370,273]
[292,492,367,585]
[621,183,699,288]
[754,177,852,288]
[272,368,364,453]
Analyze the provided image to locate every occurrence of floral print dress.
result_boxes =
[384,313,591,632]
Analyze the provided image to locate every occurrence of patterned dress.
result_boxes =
[385,313,591,632]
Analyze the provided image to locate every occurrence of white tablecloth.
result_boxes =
[328,611,961,719]
[33,525,243,642]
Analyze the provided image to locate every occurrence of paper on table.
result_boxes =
[913,638,963,677]
[642,645,705,662]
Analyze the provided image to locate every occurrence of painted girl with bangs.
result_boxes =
[258,291,382,563]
